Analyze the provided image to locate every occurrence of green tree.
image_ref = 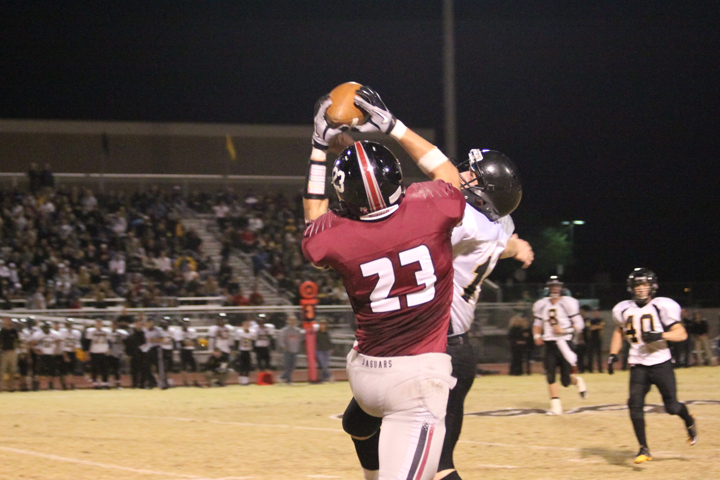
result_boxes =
[529,227,573,278]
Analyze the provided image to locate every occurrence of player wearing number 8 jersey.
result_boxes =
[532,276,587,415]
[609,268,697,464]
[302,85,464,480]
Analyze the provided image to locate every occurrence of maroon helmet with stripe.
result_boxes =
[331,140,404,219]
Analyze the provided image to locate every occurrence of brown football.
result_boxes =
[325,82,367,127]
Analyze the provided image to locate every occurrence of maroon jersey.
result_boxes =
[302,180,465,356]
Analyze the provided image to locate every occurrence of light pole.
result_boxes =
[561,220,585,246]
[560,220,584,276]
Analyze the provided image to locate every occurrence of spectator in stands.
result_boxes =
[278,315,303,385]
[251,250,268,277]
[27,286,47,310]
[27,163,42,194]
[249,286,264,306]
[40,163,55,192]
[213,201,230,230]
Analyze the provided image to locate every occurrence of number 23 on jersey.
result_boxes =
[360,245,437,313]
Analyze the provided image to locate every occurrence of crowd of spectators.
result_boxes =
[0,173,347,311]
[185,187,347,306]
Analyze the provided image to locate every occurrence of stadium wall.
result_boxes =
[0,119,435,179]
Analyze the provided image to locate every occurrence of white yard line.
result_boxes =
[0,445,233,479]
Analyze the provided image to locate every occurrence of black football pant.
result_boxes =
[587,338,603,372]
[510,345,525,376]
[90,353,109,384]
[544,341,573,387]
[180,349,197,372]
[130,353,143,387]
[141,348,158,388]
[107,356,121,383]
[628,360,693,448]
[237,351,252,377]
[438,334,476,474]
[255,347,270,370]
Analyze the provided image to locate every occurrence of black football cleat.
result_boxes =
[687,416,698,445]
[634,446,652,464]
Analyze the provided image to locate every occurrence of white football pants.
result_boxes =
[347,350,456,480]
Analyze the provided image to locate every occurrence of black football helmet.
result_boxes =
[457,149,522,221]
[331,140,404,219]
[627,268,658,302]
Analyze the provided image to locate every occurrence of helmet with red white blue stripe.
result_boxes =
[331,140,404,219]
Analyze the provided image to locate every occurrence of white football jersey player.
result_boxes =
[235,328,256,352]
[85,326,112,354]
[57,326,82,353]
[253,323,275,348]
[449,210,514,335]
[174,327,198,350]
[31,329,60,355]
[533,296,584,342]
[208,324,235,354]
[612,296,680,366]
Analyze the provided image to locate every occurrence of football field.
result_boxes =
[1,367,719,480]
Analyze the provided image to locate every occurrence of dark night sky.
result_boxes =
[1,1,719,283]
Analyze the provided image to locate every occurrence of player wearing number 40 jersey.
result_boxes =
[532,276,587,416]
[302,85,464,480]
[609,268,697,465]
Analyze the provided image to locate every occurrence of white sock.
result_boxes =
[362,469,379,480]
[550,398,563,415]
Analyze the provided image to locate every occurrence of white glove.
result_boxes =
[312,95,349,150]
[352,86,398,134]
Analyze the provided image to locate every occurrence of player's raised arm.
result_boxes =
[500,234,534,268]
[353,86,461,190]
[303,94,348,222]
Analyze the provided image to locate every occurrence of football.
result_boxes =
[325,82,367,127]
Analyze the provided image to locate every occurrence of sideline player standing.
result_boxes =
[303,85,464,480]
[175,319,200,387]
[108,320,128,388]
[532,276,587,415]
[158,320,175,389]
[253,318,274,372]
[234,319,256,385]
[57,320,81,389]
[207,316,234,363]
[85,320,112,389]
[30,322,61,390]
[609,268,697,464]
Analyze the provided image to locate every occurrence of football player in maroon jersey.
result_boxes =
[302,86,463,480]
